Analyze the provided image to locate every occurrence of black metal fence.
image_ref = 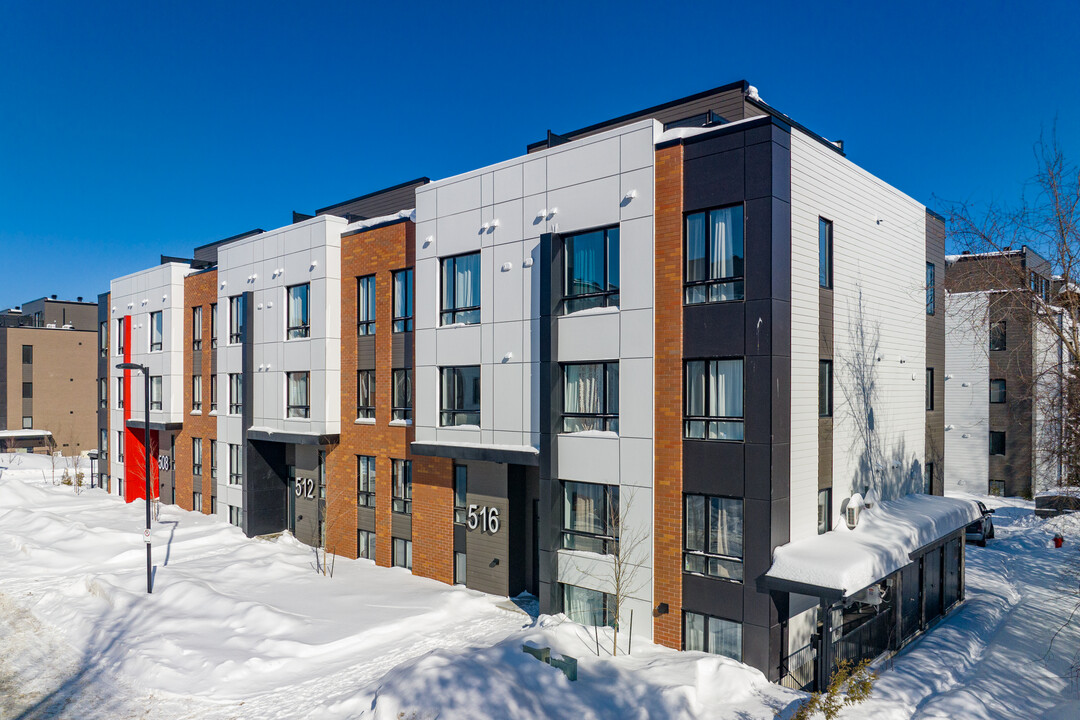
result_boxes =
[780,644,817,691]
[834,610,892,668]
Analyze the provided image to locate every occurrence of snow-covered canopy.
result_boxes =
[765,494,981,600]
[0,430,53,439]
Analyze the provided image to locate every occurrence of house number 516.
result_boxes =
[466,504,500,534]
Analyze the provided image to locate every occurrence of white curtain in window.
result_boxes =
[685,612,706,652]
[710,497,743,558]
[686,214,707,282]
[710,207,740,280]
[289,373,308,408]
[708,617,742,661]
[565,364,602,415]
[565,482,605,535]
[686,361,706,416]
[710,360,743,418]
[568,233,602,295]
[455,254,479,309]
[565,585,605,626]
[289,286,308,328]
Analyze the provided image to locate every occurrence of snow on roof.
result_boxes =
[343,208,415,232]
[765,494,981,599]
[0,430,53,439]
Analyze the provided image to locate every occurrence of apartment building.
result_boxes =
[944,246,1070,496]
[97,81,976,691]
[0,297,97,453]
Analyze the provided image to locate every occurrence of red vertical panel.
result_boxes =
[121,316,143,503]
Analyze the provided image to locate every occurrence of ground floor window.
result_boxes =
[228,505,242,527]
[561,583,613,627]
[210,496,217,515]
[193,491,202,511]
[357,455,375,507]
[392,537,413,570]
[358,530,375,560]
[989,480,1005,496]
[116,477,123,497]
[684,610,741,661]
[817,488,832,535]
[454,551,466,585]
[683,494,743,581]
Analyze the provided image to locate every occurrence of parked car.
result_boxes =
[966,501,996,546]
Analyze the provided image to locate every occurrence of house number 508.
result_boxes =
[466,504,500,534]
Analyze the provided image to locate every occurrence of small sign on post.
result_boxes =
[143,527,152,544]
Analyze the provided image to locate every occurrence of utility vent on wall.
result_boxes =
[842,493,865,530]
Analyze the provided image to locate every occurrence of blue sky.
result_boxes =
[1,1,1077,309]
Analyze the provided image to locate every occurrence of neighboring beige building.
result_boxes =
[0,298,98,454]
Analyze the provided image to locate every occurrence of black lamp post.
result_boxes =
[116,361,153,594]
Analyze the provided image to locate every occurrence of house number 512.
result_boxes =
[466,504,500,534]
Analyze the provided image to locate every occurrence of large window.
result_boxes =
[22,381,32,399]
[563,481,619,555]
[454,552,466,585]
[684,494,743,581]
[210,374,218,412]
[117,431,124,462]
[563,362,619,433]
[357,370,375,419]
[229,295,244,344]
[393,537,413,570]
[454,465,467,524]
[149,311,163,352]
[989,321,1006,351]
[926,262,936,315]
[990,379,1006,404]
[684,611,741,661]
[684,359,744,441]
[150,376,162,410]
[229,444,243,484]
[22,344,32,364]
[440,366,480,427]
[99,322,107,357]
[926,368,935,411]
[192,306,203,349]
[210,303,218,348]
[192,374,202,411]
[99,378,108,409]
[116,318,125,355]
[192,438,203,476]
[358,530,375,560]
[989,431,1006,456]
[99,428,108,462]
[819,360,833,417]
[392,459,412,514]
[287,284,310,339]
[117,378,125,409]
[819,218,833,289]
[229,505,242,527]
[287,372,310,418]
[441,252,480,325]
[562,583,612,627]
[392,369,412,421]
[357,275,376,335]
[229,373,242,415]
[562,226,619,314]
[210,440,217,480]
[357,455,376,508]
[393,269,413,332]
[686,205,744,304]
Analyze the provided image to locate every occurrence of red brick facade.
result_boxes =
[653,143,685,649]
[175,269,218,514]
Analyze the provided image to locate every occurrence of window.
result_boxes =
[684,611,742,661]
[229,444,243,484]
[150,376,162,411]
[22,381,32,399]
[453,465,467,524]
[989,431,1006,456]
[392,369,412,421]
[454,552,466,585]
[563,481,619,555]
[229,295,244,344]
[926,262,936,315]
[990,379,1006,403]
[22,344,32,364]
[287,284,310,339]
[357,370,375,419]
[117,431,125,462]
[116,318,125,355]
[210,303,218,348]
[229,505,242,527]
[192,306,203,349]
[562,583,612,627]
[210,496,217,515]
[924,462,934,494]
[192,375,202,411]
[440,366,480,426]
[926,368,934,411]
[562,226,620,313]
[819,218,833,289]
[22,416,32,429]
[357,275,376,335]
[99,428,108,462]
[989,480,1005,496]
[287,372,310,418]
[99,322,107,357]
[210,440,218,480]
[210,375,218,412]
[229,373,242,414]
[684,494,743,581]
[684,359,744,441]
[149,311,163,352]
[392,459,412,514]
[441,252,480,325]
[817,488,831,535]
[990,321,1006,351]
[192,438,203,476]
[392,537,413,569]
[357,455,376,508]
[99,378,108,409]
[358,530,375,560]
[563,362,619,432]
[193,491,203,512]
[117,378,125,409]
[819,360,833,417]
[686,205,744,304]
[393,269,413,332]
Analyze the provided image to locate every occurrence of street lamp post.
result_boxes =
[116,362,153,594]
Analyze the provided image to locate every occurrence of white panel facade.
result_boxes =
[944,292,990,494]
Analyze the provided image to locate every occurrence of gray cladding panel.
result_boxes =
[391,512,412,540]
[392,332,412,369]
[317,180,427,220]
[464,489,510,595]
[357,336,376,371]
[357,506,376,532]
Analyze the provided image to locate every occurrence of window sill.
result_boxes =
[439,322,479,330]
[208,410,218,416]
[682,437,745,443]
[439,424,480,431]
[388,419,413,427]
[560,304,620,319]
[190,410,202,416]
[682,570,743,585]
[354,417,376,425]
[559,429,618,439]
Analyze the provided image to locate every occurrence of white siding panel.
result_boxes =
[944,292,989,494]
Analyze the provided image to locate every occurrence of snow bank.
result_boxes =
[767,494,981,596]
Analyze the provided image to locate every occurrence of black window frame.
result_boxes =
[357,455,376,508]
[440,252,481,325]
[819,359,833,417]
[440,365,480,427]
[454,551,466,584]
[22,381,32,399]
[989,321,1006,351]
[210,439,217,480]
[99,322,107,357]
[99,378,108,409]
[210,303,218,348]
[683,493,744,582]
[685,204,745,305]
[819,217,833,289]
[682,610,742,661]
[117,377,125,409]
[562,480,620,555]
[358,529,376,560]
[453,465,467,524]
[560,583,614,627]
[286,283,311,339]
[192,437,203,476]
[149,311,163,352]
[392,268,413,332]
[392,537,413,569]
[683,358,745,441]
[989,378,1006,404]
[392,459,412,514]
[192,374,202,412]
[357,274,376,335]
[392,368,412,421]
[192,306,203,350]
[286,371,310,418]
[926,368,935,411]
[228,373,242,415]
[229,295,244,344]
[926,262,936,315]
[210,374,218,412]
[817,488,832,535]
[562,361,619,433]
[228,443,243,485]
[116,318,125,355]
[22,344,32,364]
[560,225,620,314]
[150,376,162,410]
[989,431,1006,456]
[357,369,375,419]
